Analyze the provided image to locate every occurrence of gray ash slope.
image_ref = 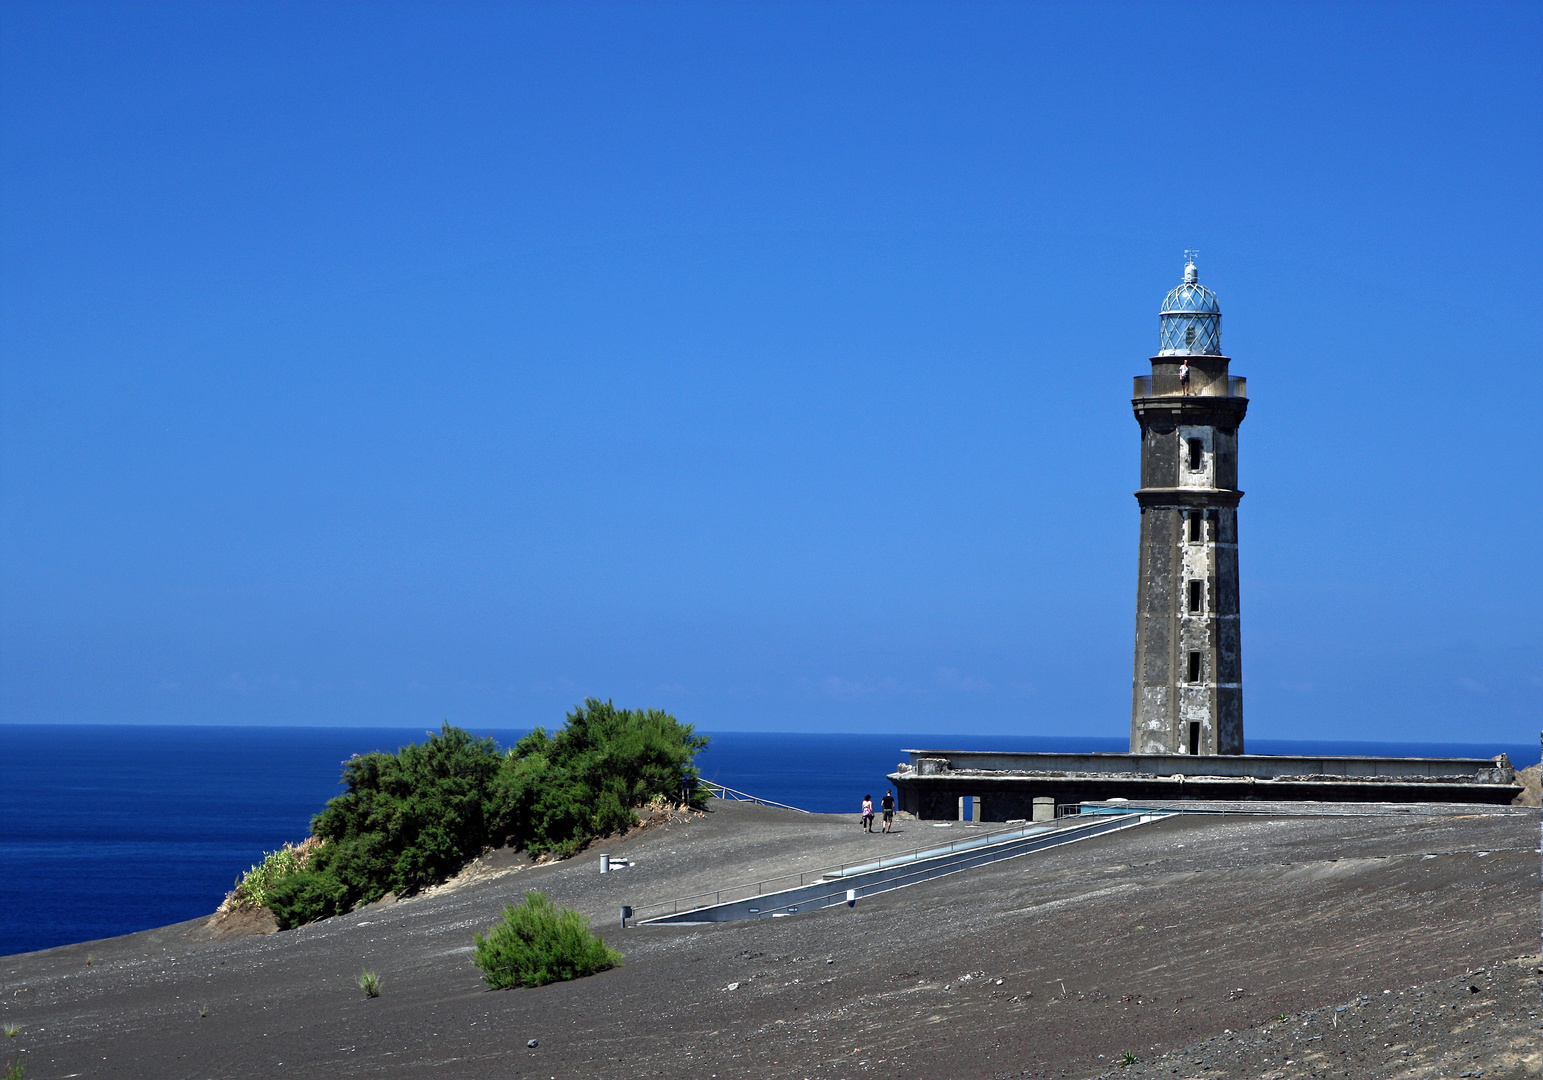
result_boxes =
[2,802,1537,1079]
[1088,959,1539,1079]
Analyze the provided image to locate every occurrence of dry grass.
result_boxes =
[220,837,323,913]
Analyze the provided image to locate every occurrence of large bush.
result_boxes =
[265,724,504,927]
[472,890,622,989]
[260,702,707,928]
[493,699,710,857]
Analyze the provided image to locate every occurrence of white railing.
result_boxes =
[700,782,810,814]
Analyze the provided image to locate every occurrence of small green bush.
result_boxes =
[473,891,622,989]
[5,1056,22,1080]
[359,971,381,997]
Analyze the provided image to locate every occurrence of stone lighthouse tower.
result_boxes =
[1130,253,1247,756]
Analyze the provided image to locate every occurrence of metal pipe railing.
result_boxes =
[700,782,811,813]
[630,817,1081,922]
[642,813,1159,923]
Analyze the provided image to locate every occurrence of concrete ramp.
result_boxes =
[642,813,1163,924]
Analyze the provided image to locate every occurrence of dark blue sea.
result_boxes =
[2,724,1535,957]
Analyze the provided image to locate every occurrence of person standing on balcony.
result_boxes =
[1179,360,1191,395]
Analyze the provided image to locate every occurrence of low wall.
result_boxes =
[900,749,1513,780]
[889,751,1520,820]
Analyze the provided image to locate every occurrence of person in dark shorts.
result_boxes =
[880,790,895,833]
[861,794,874,832]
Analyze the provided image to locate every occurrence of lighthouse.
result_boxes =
[1130,253,1247,756]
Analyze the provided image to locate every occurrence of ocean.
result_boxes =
[2,724,1534,958]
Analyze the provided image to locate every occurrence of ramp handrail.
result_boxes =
[700,782,811,813]
[641,813,1162,924]
[630,817,1094,923]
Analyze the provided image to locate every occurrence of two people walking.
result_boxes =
[860,790,895,833]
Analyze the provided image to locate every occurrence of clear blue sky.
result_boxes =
[2,2,1538,742]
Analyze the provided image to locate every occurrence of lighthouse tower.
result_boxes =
[1130,253,1247,756]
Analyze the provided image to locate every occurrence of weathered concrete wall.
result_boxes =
[891,766,1523,819]
[1131,357,1248,755]
[899,749,1515,779]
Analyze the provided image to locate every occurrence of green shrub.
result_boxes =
[249,703,707,929]
[359,971,381,997]
[263,724,505,927]
[312,725,504,896]
[473,891,622,989]
[263,866,353,930]
[492,699,710,855]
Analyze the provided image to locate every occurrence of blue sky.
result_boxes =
[1,2,1539,743]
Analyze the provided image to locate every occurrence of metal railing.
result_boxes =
[1132,374,1247,399]
[630,818,1072,923]
[700,782,811,813]
[640,813,1162,924]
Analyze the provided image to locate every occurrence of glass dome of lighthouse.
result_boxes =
[1158,250,1221,356]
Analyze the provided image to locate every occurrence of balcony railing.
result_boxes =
[1133,375,1247,399]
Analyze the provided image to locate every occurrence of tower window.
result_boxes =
[1187,514,1203,542]
[1188,579,1204,613]
[1187,651,1202,683]
[1187,439,1204,470]
[1188,721,1201,755]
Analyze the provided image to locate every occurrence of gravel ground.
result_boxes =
[2,801,1537,1079]
[1088,956,1541,1079]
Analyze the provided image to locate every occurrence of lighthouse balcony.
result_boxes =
[1134,373,1246,400]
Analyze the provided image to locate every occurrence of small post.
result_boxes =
[600,854,610,873]
[846,889,856,908]
[619,905,633,929]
